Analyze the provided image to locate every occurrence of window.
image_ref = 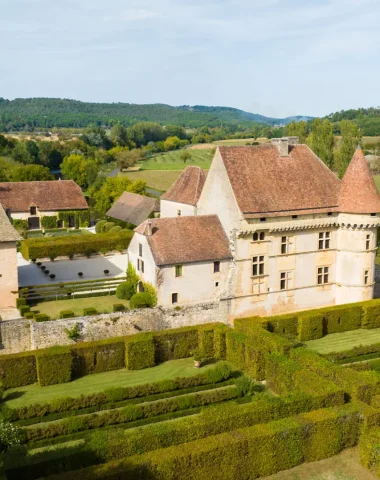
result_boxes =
[253,232,265,242]
[214,261,220,273]
[139,243,143,257]
[364,270,370,285]
[260,217,266,222]
[137,259,145,273]
[215,282,219,287]
[292,215,298,219]
[371,213,376,217]
[177,210,181,216]
[328,212,333,216]
[318,232,330,250]
[252,256,265,276]
[172,293,178,304]
[252,277,265,295]
[175,265,183,277]
[30,206,37,215]
[280,236,292,255]
[280,272,293,290]
[317,266,329,285]
[366,234,371,250]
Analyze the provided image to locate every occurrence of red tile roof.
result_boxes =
[339,147,380,214]
[135,215,231,266]
[161,166,206,206]
[218,145,341,218]
[0,180,88,212]
[107,192,159,226]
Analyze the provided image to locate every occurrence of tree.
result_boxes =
[11,142,33,164]
[307,118,334,169]
[110,123,129,146]
[82,125,112,150]
[286,120,307,143]
[115,149,143,171]
[60,154,87,188]
[334,120,361,178]
[180,151,192,163]
[164,136,181,151]
[11,165,54,182]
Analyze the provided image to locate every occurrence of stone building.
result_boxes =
[129,138,380,318]
[0,205,22,308]
[0,180,88,229]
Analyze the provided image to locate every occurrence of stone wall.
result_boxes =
[0,301,230,354]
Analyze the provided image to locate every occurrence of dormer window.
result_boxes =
[30,206,37,215]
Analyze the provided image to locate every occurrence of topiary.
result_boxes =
[109,226,122,233]
[116,280,136,300]
[95,220,107,234]
[130,292,154,309]
[102,222,115,233]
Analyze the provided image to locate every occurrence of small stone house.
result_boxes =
[106,191,159,227]
[0,180,88,229]
[0,205,22,308]
[128,215,232,305]
[128,137,380,316]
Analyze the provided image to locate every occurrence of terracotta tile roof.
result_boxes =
[339,147,380,214]
[107,192,160,226]
[0,205,22,242]
[218,145,341,218]
[161,166,206,206]
[135,215,232,266]
[0,180,88,212]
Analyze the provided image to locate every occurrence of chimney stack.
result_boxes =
[271,136,298,156]
[146,220,153,236]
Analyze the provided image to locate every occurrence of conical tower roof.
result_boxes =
[339,147,380,214]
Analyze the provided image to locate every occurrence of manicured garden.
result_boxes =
[25,229,92,239]
[305,327,380,354]
[139,149,213,170]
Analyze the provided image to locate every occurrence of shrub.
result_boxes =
[64,323,81,342]
[205,361,232,383]
[153,326,199,362]
[125,333,155,370]
[226,330,247,370]
[198,324,215,358]
[35,313,49,322]
[71,340,125,377]
[0,352,37,388]
[362,299,380,329]
[95,220,107,234]
[83,308,98,316]
[12,219,28,231]
[102,222,115,232]
[16,298,26,308]
[214,324,229,359]
[36,348,72,386]
[24,312,35,320]
[130,292,154,309]
[359,426,380,471]
[116,281,136,300]
[109,226,122,233]
[41,216,58,229]
[78,272,83,278]
[113,304,126,312]
[19,305,31,316]
[50,274,56,280]
[60,310,75,319]
[141,282,157,307]
[298,313,324,341]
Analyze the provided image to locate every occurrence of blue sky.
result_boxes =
[1,0,379,118]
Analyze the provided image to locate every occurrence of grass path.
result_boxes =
[305,328,380,354]
[5,358,219,408]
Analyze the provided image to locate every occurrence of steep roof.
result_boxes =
[107,192,159,226]
[135,215,231,266]
[218,145,341,218]
[0,205,22,242]
[161,166,206,206]
[339,147,380,214]
[0,180,88,212]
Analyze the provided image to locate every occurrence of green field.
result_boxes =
[5,358,219,408]
[374,175,380,192]
[305,328,380,354]
[31,295,129,319]
[140,149,213,170]
[120,170,185,192]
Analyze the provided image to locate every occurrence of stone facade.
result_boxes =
[0,242,19,308]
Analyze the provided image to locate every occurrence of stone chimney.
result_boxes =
[271,137,299,156]
[146,220,153,236]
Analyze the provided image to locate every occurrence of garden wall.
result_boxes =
[0,301,229,354]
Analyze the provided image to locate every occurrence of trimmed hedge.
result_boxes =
[0,352,37,388]
[20,230,134,260]
[83,308,98,316]
[362,299,380,329]
[359,426,380,473]
[213,324,228,359]
[130,292,154,309]
[125,333,155,370]
[298,313,324,341]
[35,313,50,322]
[60,310,74,319]
[36,349,73,386]
[113,304,126,312]
[198,325,215,358]
[153,326,199,363]
[71,340,125,378]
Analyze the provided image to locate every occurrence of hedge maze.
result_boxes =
[4,302,380,478]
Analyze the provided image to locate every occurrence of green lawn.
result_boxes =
[305,328,380,354]
[139,149,213,171]
[374,175,380,193]
[119,170,184,192]
[5,358,220,408]
[31,295,129,319]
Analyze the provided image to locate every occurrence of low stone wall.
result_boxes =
[0,301,230,354]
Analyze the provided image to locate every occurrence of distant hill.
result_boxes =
[0,98,313,131]
[327,107,380,136]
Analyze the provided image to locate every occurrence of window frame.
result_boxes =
[318,231,331,250]
[280,271,293,291]
[172,293,178,304]
[253,232,265,242]
[138,243,143,257]
[252,276,265,295]
[317,266,329,285]
[213,261,220,273]
[252,255,265,277]
[366,234,371,251]
[364,269,370,285]
[175,264,183,277]
[280,236,293,255]
[30,206,37,216]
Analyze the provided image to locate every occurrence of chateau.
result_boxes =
[128,137,380,318]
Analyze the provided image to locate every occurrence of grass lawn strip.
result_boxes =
[24,385,237,430]
[31,295,129,319]
[304,327,380,354]
[5,358,219,408]
[140,149,213,170]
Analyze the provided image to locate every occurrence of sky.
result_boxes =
[0,0,379,118]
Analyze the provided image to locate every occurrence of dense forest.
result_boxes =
[0,98,311,131]
[326,107,380,136]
